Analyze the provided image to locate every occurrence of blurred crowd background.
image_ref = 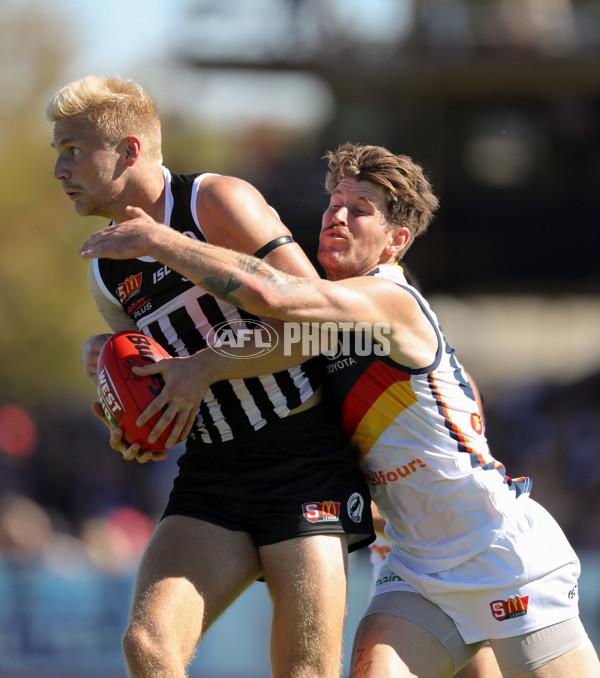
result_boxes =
[1,0,599,676]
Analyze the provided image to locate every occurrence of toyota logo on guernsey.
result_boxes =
[207,320,392,359]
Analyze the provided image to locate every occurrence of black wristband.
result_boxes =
[253,235,295,259]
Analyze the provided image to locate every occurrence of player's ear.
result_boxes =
[385,226,410,260]
[123,135,142,167]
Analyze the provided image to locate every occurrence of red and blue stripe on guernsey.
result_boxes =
[427,373,532,497]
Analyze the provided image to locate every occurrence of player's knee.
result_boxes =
[273,637,341,678]
[122,623,153,669]
[274,655,339,678]
[122,622,176,675]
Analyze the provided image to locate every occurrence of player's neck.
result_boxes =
[115,167,166,224]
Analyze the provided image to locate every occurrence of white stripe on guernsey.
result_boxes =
[135,166,173,263]
[192,173,219,239]
[225,380,268,430]
[133,289,203,338]
[201,387,232,441]
[257,373,290,411]
[162,166,174,225]
[92,258,121,307]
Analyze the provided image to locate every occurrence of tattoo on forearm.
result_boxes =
[236,253,264,276]
[193,250,303,306]
[236,253,289,289]
[236,252,306,291]
[199,275,244,306]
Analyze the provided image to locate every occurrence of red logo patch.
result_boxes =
[117,273,142,303]
[490,595,529,621]
[302,501,340,523]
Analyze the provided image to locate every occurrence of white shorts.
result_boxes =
[368,533,392,595]
[364,591,587,676]
[379,499,581,643]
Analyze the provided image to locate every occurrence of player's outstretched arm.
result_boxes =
[79,207,402,329]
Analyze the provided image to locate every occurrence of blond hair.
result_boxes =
[323,143,439,256]
[46,75,162,163]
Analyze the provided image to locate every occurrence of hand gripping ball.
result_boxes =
[96,331,174,452]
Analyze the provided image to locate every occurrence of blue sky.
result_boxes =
[57,0,177,75]
[2,0,178,71]
[3,0,406,130]
[25,0,335,129]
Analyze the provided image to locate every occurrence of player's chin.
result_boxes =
[74,203,92,217]
[316,250,346,280]
[73,199,99,218]
[316,247,334,267]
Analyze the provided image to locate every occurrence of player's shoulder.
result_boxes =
[341,269,413,298]
[196,172,258,203]
[369,265,426,303]
[195,173,274,231]
[169,170,252,199]
[191,172,279,249]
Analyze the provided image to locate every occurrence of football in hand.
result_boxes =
[96,331,174,452]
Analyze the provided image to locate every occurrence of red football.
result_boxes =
[96,331,174,452]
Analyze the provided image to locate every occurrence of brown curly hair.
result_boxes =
[323,143,439,257]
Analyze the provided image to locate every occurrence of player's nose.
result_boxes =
[53,157,69,181]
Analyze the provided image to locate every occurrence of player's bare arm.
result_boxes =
[81,214,437,366]
[79,208,383,324]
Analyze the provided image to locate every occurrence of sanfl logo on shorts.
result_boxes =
[302,501,340,523]
[347,492,365,523]
[490,595,529,621]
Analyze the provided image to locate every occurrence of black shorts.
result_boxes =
[162,402,374,552]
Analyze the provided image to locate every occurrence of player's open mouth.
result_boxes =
[322,227,348,240]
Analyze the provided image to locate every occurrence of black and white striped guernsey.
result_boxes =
[92,167,321,444]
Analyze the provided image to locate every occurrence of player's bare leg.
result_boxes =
[455,644,501,678]
[349,612,454,678]
[261,534,349,678]
[122,516,262,678]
